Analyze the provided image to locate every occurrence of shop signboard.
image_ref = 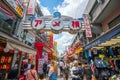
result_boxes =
[51,19,63,30]
[83,14,92,37]
[32,18,81,31]
[27,0,36,15]
[6,0,23,17]
[70,20,82,30]
[32,12,82,32]
[38,59,44,73]
[32,18,45,30]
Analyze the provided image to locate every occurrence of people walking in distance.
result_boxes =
[26,64,38,80]
[42,61,48,78]
[63,62,69,80]
[48,60,58,80]
[71,60,81,80]
[58,60,64,76]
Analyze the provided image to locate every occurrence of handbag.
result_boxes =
[73,70,79,75]
[30,70,36,80]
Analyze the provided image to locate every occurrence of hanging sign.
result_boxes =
[32,18,45,29]
[83,14,92,37]
[27,0,36,15]
[38,59,44,73]
[69,20,81,30]
[51,19,63,30]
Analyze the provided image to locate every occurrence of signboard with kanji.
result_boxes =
[83,14,92,37]
[69,20,81,30]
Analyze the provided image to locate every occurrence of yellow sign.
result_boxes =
[75,48,83,54]
[16,6,23,17]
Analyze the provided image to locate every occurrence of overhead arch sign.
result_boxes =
[32,18,81,30]
[32,12,82,33]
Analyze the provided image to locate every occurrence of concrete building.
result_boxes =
[83,0,120,50]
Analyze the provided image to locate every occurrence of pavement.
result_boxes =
[39,76,72,80]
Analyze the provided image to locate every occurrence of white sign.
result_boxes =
[51,19,63,30]
[69,20,81,30]
[38,59,44,73]
[83,14,92,37]
[32,18,83,32]
[27,0,36,15]
[32,18,45,29]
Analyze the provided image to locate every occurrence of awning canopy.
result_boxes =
[84,24,120,50]
[6,40,36,54]
[0,32,36,54]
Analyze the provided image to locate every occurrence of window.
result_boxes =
[0,10,20,35]
[108,15,120,29]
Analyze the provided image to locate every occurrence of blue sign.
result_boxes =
[53,12,61,18]
[84,26,120,50]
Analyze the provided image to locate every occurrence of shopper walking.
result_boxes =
[63,62,69,80]
[26,64,38,80]
[48,61,58,80]
[43,61,47,78]
[83,64,96,80]
[58,60,64,76]
[71,60,81,80]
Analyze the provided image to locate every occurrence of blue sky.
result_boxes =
[38,0,89,54]
[39,0,64,14]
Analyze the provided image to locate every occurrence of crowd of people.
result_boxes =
[7,59,98,80]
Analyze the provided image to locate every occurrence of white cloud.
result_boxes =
[54,32,75,53]
[36,0,51,15]
[55,0,89,18]
[41,6,51,15]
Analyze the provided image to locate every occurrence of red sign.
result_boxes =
[70,20,81,30]
[32,18,45,29]
[83,14,92,37]
[50,34,53,48]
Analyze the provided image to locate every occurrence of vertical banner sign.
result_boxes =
[27,0,36,15]
[50,34,53,48]
[38,59,43,73]
[83,14,92,37]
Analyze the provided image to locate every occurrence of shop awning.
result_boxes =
[84,24,120,50]
[6,40,36,54]
[0,32,36,54]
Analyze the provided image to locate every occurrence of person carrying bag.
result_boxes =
[26,64,38,80]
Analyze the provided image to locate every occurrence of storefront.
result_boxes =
[83,24,120,79]
[0,32,36,79]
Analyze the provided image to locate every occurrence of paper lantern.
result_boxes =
[4,47,9,53]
